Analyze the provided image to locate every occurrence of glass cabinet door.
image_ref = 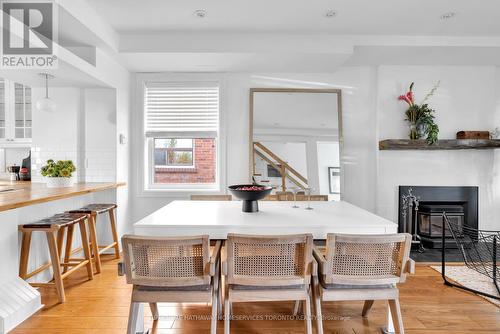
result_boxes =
[0,80,5,139]
[14,82,32,139]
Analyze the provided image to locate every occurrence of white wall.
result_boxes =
[376,66,500,230]
[83,89,117,182]
[31,87,82,181]
[30,87,118,183]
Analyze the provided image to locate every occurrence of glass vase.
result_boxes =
[417,120,428,138]
[409,123,418,140]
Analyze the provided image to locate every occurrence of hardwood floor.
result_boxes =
[12,256,500,334]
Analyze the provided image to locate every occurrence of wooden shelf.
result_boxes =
[379,139,500,150]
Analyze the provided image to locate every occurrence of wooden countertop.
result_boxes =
[0,182,126,212]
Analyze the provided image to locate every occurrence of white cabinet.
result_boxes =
[0,79,32,146]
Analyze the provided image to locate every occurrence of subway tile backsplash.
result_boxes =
[31,147,116,183]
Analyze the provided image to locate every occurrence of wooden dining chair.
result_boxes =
[190,194,232,201]
[122,235,221,334]
[312,233,414,334]
[263,194,328,201]
[222,233,315,334]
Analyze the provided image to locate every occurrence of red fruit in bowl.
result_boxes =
[236,186,266,191]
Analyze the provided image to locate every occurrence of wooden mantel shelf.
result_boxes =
[379,139,500,150]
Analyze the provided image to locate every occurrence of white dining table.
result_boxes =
[132,200,399,333]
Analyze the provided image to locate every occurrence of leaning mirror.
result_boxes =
[250,88,342,201]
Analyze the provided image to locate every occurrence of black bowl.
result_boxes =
[228,184,273,212]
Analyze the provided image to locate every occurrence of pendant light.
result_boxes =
[36,73,56,112]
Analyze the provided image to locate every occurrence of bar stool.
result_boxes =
[69,204,119,274]
[19,213,94,303]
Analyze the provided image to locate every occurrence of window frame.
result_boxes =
[135,73,226,197]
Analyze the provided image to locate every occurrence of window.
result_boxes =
[154,139,194,167]
[144,81,220,190]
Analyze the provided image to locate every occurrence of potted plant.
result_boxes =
[40,159,76,188]
[398,82,440,144]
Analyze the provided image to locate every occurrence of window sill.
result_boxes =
[155,167,197,173]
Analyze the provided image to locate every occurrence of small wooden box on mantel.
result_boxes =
[456,131,490,140]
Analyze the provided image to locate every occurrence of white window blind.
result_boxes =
[144,82,219,138]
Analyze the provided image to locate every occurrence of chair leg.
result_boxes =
[312,276,324,334]
[224,286,230,334]
[108,209,121,259]
[303,291,313,334]
[46,230,65,303]
[388,299,404,334]
[19,231,32,279]
[127,301,140,334]
[87,214,102,274]
[293,300,301,316]
[149,302,159,321]
[63,225,74,273]
[217,274,223,319]
[362,300,374,317]
[211,286,218,334]
[78,221,94,280]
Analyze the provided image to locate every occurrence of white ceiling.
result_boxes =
[86,0,500,35]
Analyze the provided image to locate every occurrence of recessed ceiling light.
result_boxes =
[193,9,207,18]
[324,10,337,18]
[440,12,457,20]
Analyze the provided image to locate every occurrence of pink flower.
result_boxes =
[406,91,414,103]
[398,94,411,105]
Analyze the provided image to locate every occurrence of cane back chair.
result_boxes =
[222,233,315,334]
[313,233,414,334]
[122,235,221,334]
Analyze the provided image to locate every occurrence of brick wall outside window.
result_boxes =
[154,138,216,184]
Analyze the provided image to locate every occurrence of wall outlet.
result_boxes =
[119,133,126,145]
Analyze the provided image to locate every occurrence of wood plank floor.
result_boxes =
[11,256,500,334]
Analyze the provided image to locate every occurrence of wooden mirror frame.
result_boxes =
[249,88,343,197]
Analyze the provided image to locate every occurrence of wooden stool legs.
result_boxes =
[63,225,75,273]
[87,208,120,274]
[87,214,102,274]
[46,230,65,303]
[109,209,120,259]
[19,230,32,279]
[18,217,94,304]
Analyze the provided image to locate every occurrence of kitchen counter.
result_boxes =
[0,181,125,212]
[0,181,126,332]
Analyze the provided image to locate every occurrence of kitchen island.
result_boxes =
[0,182,125,333]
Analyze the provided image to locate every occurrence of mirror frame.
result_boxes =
[249,88,343,198]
